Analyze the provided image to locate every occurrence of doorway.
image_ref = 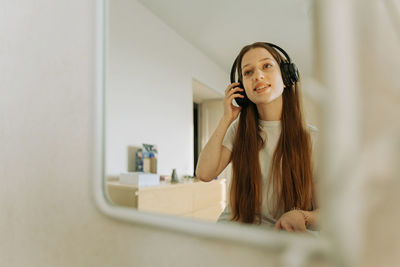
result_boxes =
[192,78,224,177]
[193,102,199,176]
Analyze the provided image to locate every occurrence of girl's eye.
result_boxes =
[243,70,252,76]
[264,63,272,69]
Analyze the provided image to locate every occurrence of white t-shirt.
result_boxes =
[218,119,319,226]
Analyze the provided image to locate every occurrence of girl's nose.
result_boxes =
[254,69,264,81]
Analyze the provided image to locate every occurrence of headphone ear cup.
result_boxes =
[234,81,249,107]
[280,63,290,87]
[230,58,249,107]
[288,63,299,85]
[280,62,299,87]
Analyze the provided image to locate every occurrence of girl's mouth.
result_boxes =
[254,84,271,93]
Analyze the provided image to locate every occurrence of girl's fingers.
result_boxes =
[274,220,282,230]
[298,225,307,232]
[280,221,295,232]
[225,85,243,96]
[225,82,241,94]
[288,223,306,232]
[226,89,244,99]
[285,225,295,232]
[229,93,244,101]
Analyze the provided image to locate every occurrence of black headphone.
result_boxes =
[230,42,299,107]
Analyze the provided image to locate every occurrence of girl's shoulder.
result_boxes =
[307,124,319,135]
[306,124,319,146]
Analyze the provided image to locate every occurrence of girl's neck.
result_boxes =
[256,95,283,121]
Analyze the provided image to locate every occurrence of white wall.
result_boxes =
[106,0,227,177]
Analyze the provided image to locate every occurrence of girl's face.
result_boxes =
[241,47,285,105]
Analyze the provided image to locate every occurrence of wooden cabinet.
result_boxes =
[106,178,226,222]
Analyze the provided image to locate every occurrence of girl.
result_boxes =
[196,42,319,233]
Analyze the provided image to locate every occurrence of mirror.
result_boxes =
[104,0,323,226]
[94,0,400,265]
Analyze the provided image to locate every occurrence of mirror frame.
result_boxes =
[91,0,363,265]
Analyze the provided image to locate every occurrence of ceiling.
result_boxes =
[138,0,315,77]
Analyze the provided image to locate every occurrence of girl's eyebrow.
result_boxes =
[242,57,273,69]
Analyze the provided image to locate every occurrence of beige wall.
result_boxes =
[0,1,330,266]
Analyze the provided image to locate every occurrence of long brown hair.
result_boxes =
[230,42,314,223]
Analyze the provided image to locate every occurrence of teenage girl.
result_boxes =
[196,42,318,232]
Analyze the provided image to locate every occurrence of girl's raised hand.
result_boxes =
[223,82,244,123]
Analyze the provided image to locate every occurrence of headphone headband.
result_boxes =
[264,42,292,63]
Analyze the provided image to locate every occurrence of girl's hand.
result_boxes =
[223,82,244,123]
[274,210,307,232]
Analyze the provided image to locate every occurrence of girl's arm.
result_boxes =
[196,118,232,182]
[195,83,244,182]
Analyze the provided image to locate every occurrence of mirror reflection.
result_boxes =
[105,0,321,232]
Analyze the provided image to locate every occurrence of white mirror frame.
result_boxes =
[92,0,364,266]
